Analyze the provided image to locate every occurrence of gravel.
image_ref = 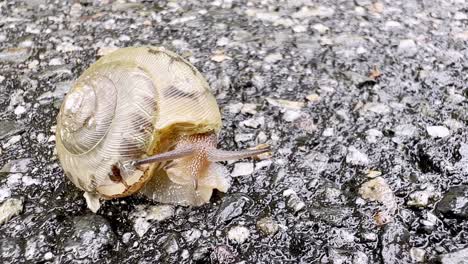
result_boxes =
[1,0,468,263]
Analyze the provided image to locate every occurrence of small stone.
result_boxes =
[283,189,306,212]
[0,198,23,225]
[407,190,432,207]
[292,6,335,18]
[49,58,63,66]
[0,47,31,63]
[292,24,308,33]
[240,103,257,115]
[282,110,301,122]
[3,135,22,148]
[227,226,250,243]
[226,102,243,114]
[362,232,378,241]
[436,185,468,218]
[28,60,39,69]
[410,248,426,263]
[132,205,174,237]
[146,205,174,221]
[256,217,279,236]
[305,93,320,102]
[240,117,264,128]
[439,247,468,264]
[427,126,450,138]
[398,39,417,57]
[234,133,254,143]
[256,131,267,143]
[346,146,370,166]
[43,252,54,260]
[363,102,390,114]
[14,105,26,116]
[366,170,382,178]
[366,129,383,143]
[394,124,418,137]
[211,53,231,62]
[264,53,283,63]
[384,21,402,29]
[266,97,305,110]
[454,12,468,20]
[255,160,272,170]
[322,127,334,137]
[311,24,329,33]
[231,162,254,177]
[216,37,230,46]
[163,235,179,254]
[359,177,397,213]
[216,194,253,224]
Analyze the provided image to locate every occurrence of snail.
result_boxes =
[55,46,270,212]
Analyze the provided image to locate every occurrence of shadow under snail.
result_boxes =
[55,46,270,212]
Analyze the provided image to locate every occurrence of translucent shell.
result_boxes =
[56,47,222,200]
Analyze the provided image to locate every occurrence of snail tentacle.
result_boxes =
[134,147,196,166]
[207,146,271,162]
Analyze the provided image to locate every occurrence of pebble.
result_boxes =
[132,205,174,237]
[439,247,468,264]
[410,247,426,263]
[322,127,334,137]
[240,103,257,115]
[453,12,468,20]
[426,125,450,138]
[0,47,31,63]
[226,102,243,114]
[398,39,417,57]
[266,98,305,110]
[283,189,306,212]
[227,226,250,243]
[0,198,23,225]
[14,105,26,116]
[3,135,22,148]
[366,129,383,143]
[394,124,418,137]
[216,37,230,46]
[234,133,254,143]
[264,53,283,64]
[346,146,370,166]
[292,6,335,18]
[292,24,307,33]
[256,217,279,236]
[436,185,468,218]
[407,190,433,207]
[231,162,254,177]
[282,110,301,122]
[163,235,179,254]
[311,23,329,34]
[48,58,63,66]
[381,222,412,263]
[240,117,264,128]
[359,177,397,213]
[216,194,253,224]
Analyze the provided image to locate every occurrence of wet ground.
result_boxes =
[1,0,468,263]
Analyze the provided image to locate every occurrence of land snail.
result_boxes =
[55,46,270,212]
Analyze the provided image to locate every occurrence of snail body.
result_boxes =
[56,47,268,212]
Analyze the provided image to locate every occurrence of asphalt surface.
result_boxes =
[1,0,468,263]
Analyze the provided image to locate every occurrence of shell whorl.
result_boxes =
[56,63,158,193]
[59,75,117,154]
